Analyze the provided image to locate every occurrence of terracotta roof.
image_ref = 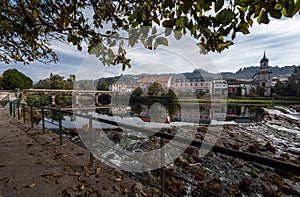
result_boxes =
[139,76,171,83]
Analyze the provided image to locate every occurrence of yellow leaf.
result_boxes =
[29,183,37,188]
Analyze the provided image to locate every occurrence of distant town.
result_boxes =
[1,52,299,99]
[106,52,298,98]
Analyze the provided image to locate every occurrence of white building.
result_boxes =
[212,80,228,96]
[109,82,135,94]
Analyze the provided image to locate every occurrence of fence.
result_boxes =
[1,94,10,107]
[8,100,300,196]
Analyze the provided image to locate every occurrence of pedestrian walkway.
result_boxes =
[0,108,153,197]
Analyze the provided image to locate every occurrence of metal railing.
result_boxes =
[8,100,300,196]
[1,94,10,107]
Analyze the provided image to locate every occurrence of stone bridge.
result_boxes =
[21,89,112,106]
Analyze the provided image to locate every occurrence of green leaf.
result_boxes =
[215,0,224,12]
[216,9,235,25]
[296,0,300,14]
[269,10,282,19]
[162,20,174,28]
[165,28,172,36]
[154,40,158,50]
[152,27,157,35]
[257,10,270,24]
[174,30,182,40]
[156,37,168,46]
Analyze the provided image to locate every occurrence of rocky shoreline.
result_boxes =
[51,105,300,196]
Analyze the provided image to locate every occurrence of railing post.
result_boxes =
[89,118,94,167]
[9,101,12,116]
[160,136,165,197]
[17,100,20,120]
[23,104,26,123]
[41,107,45,133]
[30,105,33,128]
[58,110,63,145]
[13,101,15,118]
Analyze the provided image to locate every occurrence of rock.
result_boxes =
[239,178,251,192]
[195,170,205,180]
[132,183,144,197]
[165,178,186,196]
[207,177,222,193]
[263,183,278,195]
[264,142,276,153]
[248,143,259,153]
[232,144,240,150]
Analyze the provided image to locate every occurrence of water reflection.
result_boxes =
[37,104,264,129]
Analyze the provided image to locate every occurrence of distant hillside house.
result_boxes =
[253,52,273,96]
[109,82,135,95]
[138,76,171,94]
[226,79,256,97]
[172,78,212,94]
[212,80,228,96]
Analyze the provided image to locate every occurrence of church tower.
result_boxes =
[253,52,272,96]
[260,51,269,72]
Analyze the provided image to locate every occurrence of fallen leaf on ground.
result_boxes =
[78,184,85,191]
[28,183,37,188]
[41,173,54,178]
[113,186,119,191]
[14,185,22,190]
[122,188,129,194]
[120,182,127,188]
[115,178,122,182]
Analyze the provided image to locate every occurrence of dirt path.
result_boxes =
[0,108,153,197]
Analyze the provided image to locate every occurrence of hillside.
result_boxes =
[221,65,296,79]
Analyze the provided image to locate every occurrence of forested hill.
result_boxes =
[220,65,296,79]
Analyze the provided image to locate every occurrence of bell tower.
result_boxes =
[253,51,272,96]
[260,51,269,72]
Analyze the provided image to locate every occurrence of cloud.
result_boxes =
[210,16,300,72]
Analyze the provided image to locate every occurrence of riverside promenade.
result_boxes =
[0,108,152,197]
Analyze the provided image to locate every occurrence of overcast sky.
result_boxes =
[1,15,300,81]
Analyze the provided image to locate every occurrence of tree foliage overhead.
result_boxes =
[1,68,33,89]
[1,0,299,68]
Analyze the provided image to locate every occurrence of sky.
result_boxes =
[1,15,300,81]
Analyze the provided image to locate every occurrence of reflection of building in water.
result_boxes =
[138,76,172,95]
[212,80,228,96]
[226,105,261,123]
[212,105,227,120]
[109,82,136,95]
[136,105,169,123]
[110,105,132,117]
[172,79,212,94]
[172,106,213,124]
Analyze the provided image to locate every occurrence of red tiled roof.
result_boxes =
[139,76,171,83]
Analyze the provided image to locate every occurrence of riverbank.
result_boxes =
[0,108,154,197]
[179,97,300,105]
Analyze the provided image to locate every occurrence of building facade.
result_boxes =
[253,52,272,96]
[212,80,228,96]
[172,78,212,94]
[138,76,172,95]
